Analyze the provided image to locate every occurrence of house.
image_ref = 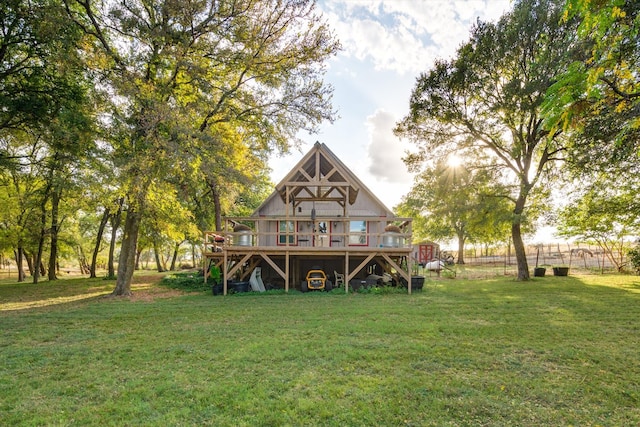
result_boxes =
[203,142,415,294]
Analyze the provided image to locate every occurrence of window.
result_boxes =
[349,220,367,246]
[278,220,296,245]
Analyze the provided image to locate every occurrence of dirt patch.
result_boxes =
[109,273,188,302]
[127,286,186,302]
[131,274,166,285]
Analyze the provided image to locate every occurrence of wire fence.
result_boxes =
[415,242,632,280]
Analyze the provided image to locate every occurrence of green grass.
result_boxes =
[1,271,639,426]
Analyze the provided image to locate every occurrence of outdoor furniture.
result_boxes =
[334,271,345,287]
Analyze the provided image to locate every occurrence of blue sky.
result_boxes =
[269,0,512,210]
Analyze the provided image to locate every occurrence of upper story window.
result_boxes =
[349,220,367,246]
[278,220,296,245]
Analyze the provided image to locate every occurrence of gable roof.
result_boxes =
[254,142,395,217]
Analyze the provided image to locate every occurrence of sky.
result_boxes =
[268,0,512,211]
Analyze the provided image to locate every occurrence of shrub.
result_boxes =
[628,247,640,275]
[160,272,210,292]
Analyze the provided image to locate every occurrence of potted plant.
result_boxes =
[533,246,546,277]
[534,265,547,277]
[553,265,570,276]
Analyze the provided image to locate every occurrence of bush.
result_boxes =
[160,272,210,292]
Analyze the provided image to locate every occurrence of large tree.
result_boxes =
[1,0,95,282]
[396,155,512,264]
[544,0,639,175]
[64,0,340,295]
[541,1,639,268]
[395,0,577,280]
[557,179,640,271]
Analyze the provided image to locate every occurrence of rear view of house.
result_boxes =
[204,142,415,294]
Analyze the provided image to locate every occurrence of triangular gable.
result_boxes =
[253,142,395,217]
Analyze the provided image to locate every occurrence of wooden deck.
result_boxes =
[203,219,415,295]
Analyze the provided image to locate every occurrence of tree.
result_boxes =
[142,181,199,272]
[396,156,512,264]
[541,0,640,273]
[64,0,340,295]
[1,0,95,282]
[544,0,639,174]
[0,0,84,136]
[395,0,577,280]
[557,180,640,271]
[0,144,48,282]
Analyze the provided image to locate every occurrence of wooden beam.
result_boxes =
[407,255,413,295]
[279,181,353,187]
[348,253,376,282]
[286,186,290,247]
[298,167,313,182]
[285,251,290,292]
[324,167,338,180]
[286,196,344,203]
[260,253,286,279]
[223,250,228,295]
[239,258,261,281]
[345,251,349,294]
[381,254,410,288]
[227,253,253,278]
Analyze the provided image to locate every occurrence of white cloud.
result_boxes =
[322,0,511,75]
[365,109,413,183]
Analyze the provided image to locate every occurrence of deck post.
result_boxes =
[223,250,228,296]
[285,251,290,292]
[345,252,349,294]
[408,255,412,295]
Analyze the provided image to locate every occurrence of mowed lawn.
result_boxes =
[1,272,639,426]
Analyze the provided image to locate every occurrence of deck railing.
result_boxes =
[204,216,412,253]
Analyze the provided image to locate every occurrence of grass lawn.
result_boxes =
[1,271,639,426]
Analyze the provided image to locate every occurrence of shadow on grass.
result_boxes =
[0,272,170,313]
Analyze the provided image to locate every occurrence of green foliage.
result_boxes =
[628,247,640,275]
[396,157,512,262]
[544,0,640,176]
[557,182,639,271]
[59,0,340,293]
[160,272,209,293]
[0,0,86,134]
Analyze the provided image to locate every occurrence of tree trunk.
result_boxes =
[169,241,180,271]
[48,189,61,281]
[76,245,90,274]
[113,208,142,296]
[456,232,466,265]
[24,250,34,277]
[34,179,52,284]
[108,199,124,279]
[14,247,25,282]
[191,242,196,269]
[34,229,45,284]
[209,179,223,231]
[512,195,530,280]
[90,207,110,278]
[153,240,165,272]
